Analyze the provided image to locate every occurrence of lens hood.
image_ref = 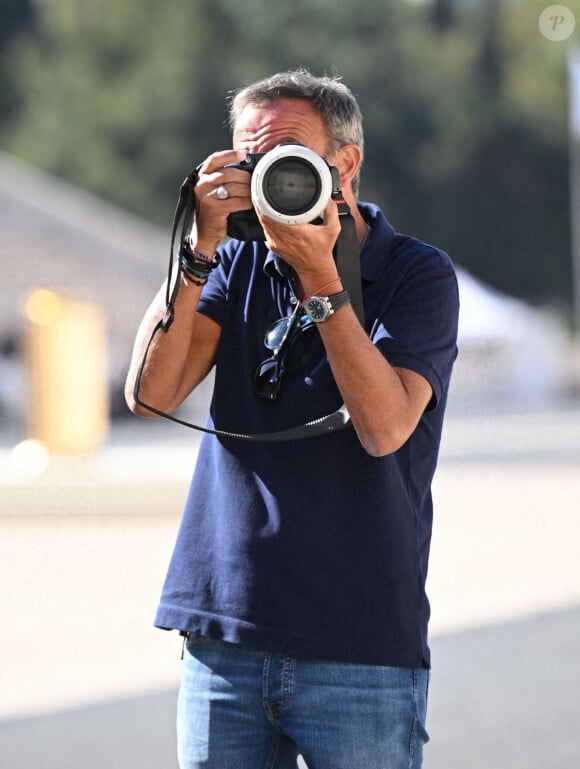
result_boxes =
[250,144,333,225]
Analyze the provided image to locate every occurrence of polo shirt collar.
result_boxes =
[358,202,396,282]
[263,249,291,282]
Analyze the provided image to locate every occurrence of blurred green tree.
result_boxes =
[431,0,457,31]
[0,0,36,120]
[0,0,574,307]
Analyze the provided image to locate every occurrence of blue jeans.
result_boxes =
[177,635,429,769]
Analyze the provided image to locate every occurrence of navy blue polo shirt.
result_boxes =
[154,202,459,668]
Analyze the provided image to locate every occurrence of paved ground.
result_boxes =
[0,606,578,769]
[1,400,579,767]
[427,606,580,769]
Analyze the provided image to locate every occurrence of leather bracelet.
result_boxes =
[179,255,212,278]
[180,266,208,287]
[179,246,221,278]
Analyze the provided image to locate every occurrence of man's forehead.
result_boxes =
[234,100,322,136]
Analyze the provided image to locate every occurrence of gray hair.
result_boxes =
[228,69,364,194]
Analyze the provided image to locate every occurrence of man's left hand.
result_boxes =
[255,200,341,286]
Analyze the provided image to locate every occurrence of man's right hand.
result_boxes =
[193,149,253,253]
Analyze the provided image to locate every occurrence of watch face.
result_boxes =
[306,297,328,321]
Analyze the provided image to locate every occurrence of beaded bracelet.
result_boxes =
[182,236,219,262]
[179,240,221,284]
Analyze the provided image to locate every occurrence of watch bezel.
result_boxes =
[304,295,331,322]
[303,289,350,323]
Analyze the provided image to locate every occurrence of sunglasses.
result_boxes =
[254,302,307,400]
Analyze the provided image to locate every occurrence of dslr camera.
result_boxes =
[226,143,342,241]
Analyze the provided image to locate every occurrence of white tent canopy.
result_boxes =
[452,269,571,408]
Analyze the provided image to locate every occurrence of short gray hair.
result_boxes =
[228,69,364,194]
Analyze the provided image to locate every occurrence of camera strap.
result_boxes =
[159,167,201,333]
[132,169,364,442]
[332,197,364,326]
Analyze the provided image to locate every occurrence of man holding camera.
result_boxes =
[126,70,459,769]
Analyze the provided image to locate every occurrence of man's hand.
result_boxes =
[255,200,342,290]
[193,149,252,252]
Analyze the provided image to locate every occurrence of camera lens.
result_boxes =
[263,159,321,215]
[250,144,333,226]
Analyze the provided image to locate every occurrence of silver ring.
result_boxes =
[216,184,229,200]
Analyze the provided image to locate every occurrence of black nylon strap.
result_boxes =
[333,199,365,326]
[161,168,201,331]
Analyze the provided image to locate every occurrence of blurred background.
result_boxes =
[0,0,579,767]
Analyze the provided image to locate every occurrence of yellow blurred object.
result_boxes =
[24,289,65,326]
[25,291,109,453]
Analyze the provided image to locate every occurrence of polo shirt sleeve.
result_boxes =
[195,243,238,328]
[371,247,459,409]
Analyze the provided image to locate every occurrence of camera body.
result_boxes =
[226,143,342,241]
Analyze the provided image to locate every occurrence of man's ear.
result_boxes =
[335,144,362,192]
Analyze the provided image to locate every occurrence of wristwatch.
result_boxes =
[303,289,351,323]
